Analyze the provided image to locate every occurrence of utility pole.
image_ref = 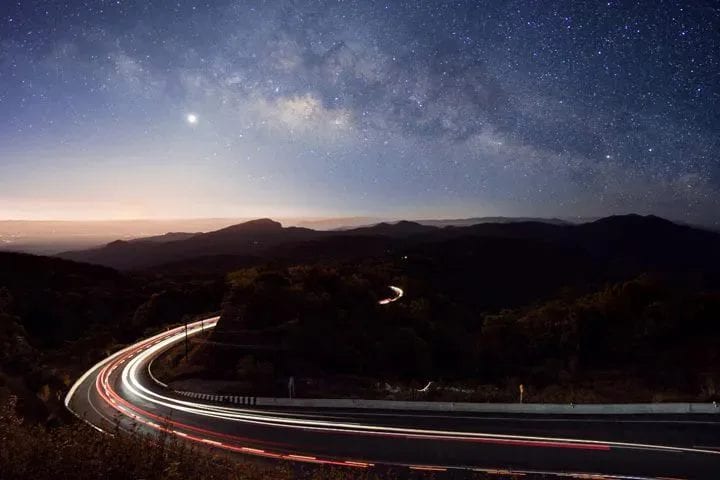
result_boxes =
[184,322,189,361]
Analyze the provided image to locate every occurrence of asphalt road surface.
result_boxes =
[66,315,720,479]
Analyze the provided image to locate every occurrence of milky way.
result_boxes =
[0,1,718,224]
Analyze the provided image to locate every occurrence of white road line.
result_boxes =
[85,382,116,435]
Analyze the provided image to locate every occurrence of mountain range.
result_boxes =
[54,215,720,276]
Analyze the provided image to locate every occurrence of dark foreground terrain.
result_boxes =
[1,214,720,478]
[146,215,720,402]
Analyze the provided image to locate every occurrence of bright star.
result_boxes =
[186,113,198,124]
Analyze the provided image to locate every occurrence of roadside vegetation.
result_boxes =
[2,215,720,478]
[2,398,533,480]
[0,397,289,480]
[157,261,720,403]
[0,252,223,423]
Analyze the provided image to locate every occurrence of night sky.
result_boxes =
[1,1,718,225]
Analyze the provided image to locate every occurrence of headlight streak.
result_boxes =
[125,323,720,455]
[125,319,720,455]
[377,285,404,305]
[121,331,613,450]
[67,314,720,478]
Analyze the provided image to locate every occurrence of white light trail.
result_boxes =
[378,285,403,305]
[111,315,720,457]
[64,307,720,480]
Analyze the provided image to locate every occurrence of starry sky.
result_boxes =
[1,1,718,225]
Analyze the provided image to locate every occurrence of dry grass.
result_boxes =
[0,397,287,480]
[0,398,459,480]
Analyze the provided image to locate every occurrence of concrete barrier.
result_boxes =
[253,397,720,414]
[173,389,719,414]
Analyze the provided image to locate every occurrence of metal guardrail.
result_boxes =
[173,390,719,414]
[176,390,258,405]
[253,398,720,414]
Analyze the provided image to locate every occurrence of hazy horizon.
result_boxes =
[2,211,717,257]
[0,216,377,254]
[0,210,714,227]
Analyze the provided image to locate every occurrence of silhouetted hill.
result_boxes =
[57,215,720,277]
[145,254,262,276]
[129,232,199,243]
[294,216,383,230]
[269,234,397,262]
[403,234,596,309]
[425,215,720,277]
[5,214,720,415]
[209,218,284,234]
[343,220,438,237]
[417,216,570,227]
[186,240,720,402]
[0,250,226,424]
[0,251,125,289]
[450,220,570,242]
[573,214,720,276]
[58,218,323,270]
[0,252,133,347]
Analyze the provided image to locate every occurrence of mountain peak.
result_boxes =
[345,220,436,237]
[214,218,283,234]
[106,239,129,247]
[587,214,676,229]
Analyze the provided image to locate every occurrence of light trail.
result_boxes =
[117,322,719,456]
[378,285,404,304]
[118,329,613,450]
[65,308,720,477]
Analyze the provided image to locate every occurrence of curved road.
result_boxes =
[66,315,720,478]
